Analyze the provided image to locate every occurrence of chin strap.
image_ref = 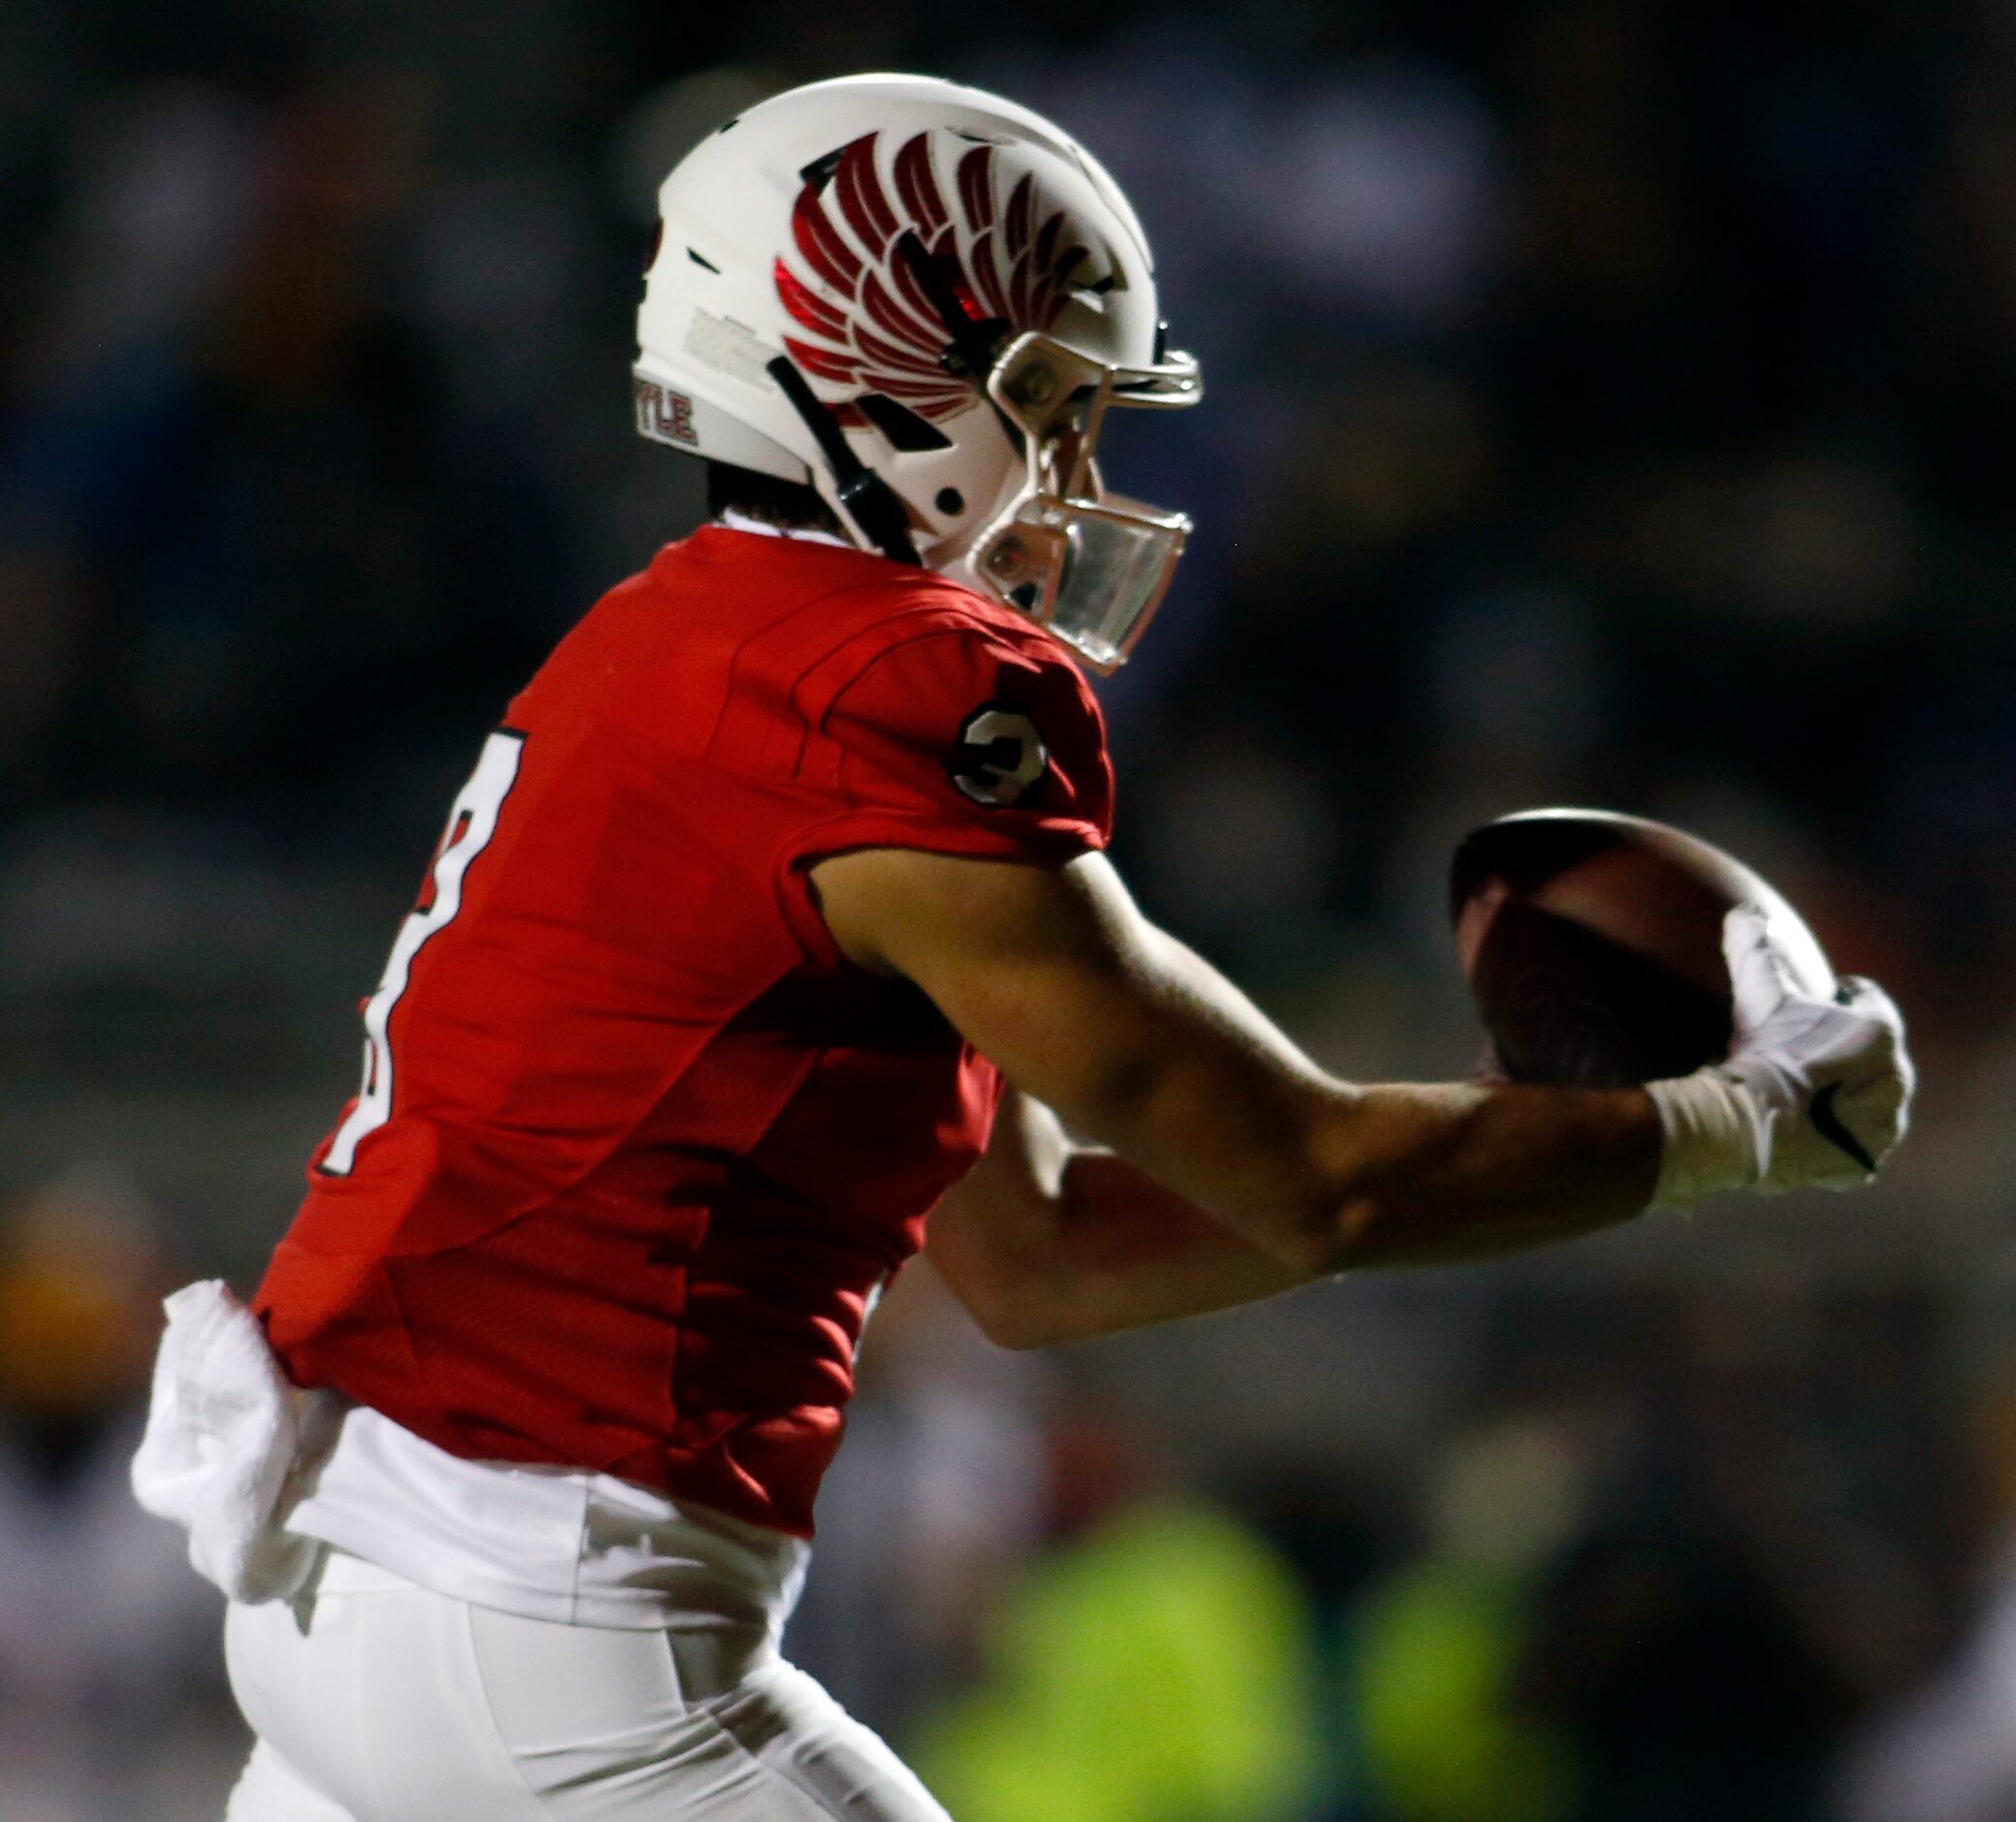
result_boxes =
[764,356,921,566]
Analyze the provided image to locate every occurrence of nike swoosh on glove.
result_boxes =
[1644,905,1916,1210]
[1721,905,1914,1191]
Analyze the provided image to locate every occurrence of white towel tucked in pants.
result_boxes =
[222,1549,952,1821]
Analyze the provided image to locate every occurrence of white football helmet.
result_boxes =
[634,72,1202,668]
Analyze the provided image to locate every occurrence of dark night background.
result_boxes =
[1,3,2013,1817]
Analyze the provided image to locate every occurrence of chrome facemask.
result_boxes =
[966,332,1202,671]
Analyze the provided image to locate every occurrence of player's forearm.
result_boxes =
[927,1101,1312,1349]
[1060,927,1662,1275]
[932,1077,1658,1345]
[1027,1150,1312,1343]
[935,1081,1657,1345]
[1292,1080,1662,1271]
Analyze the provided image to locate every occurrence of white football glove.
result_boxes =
[1645,905,1915,1211]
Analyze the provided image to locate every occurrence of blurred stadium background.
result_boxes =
[4,1,2015,1817]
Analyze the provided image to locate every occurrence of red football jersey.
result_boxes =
[255,526,1112,1537]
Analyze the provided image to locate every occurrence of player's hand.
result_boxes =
[1645,905,1914,1210]
[1718,905,1914,1193]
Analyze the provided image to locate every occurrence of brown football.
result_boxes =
[1448,809,1836,1088]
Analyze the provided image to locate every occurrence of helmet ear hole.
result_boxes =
[935,487,964,515]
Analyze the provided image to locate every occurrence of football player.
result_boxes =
[138,74,1913,1821]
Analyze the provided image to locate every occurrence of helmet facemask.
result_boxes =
[959,331,1201,671]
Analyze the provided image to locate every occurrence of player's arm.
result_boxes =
[813,849,1664,1344]
[814,847,1910,1349]
[925,1087,1315,1348]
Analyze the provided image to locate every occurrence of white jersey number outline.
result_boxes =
[321,730,526,1175]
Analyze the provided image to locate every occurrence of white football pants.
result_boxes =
[221,1550,952,1820]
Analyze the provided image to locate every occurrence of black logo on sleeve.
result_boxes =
[951,703,1049,807]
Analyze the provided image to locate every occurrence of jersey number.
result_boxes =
[321,731,526,1175]
[950,704,1048,807]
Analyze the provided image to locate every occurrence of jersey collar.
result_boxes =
[713,510,854,550]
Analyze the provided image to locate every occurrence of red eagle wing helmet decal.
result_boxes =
[775,130,1102,422]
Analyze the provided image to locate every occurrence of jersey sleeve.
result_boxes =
[774,623,1114,956]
